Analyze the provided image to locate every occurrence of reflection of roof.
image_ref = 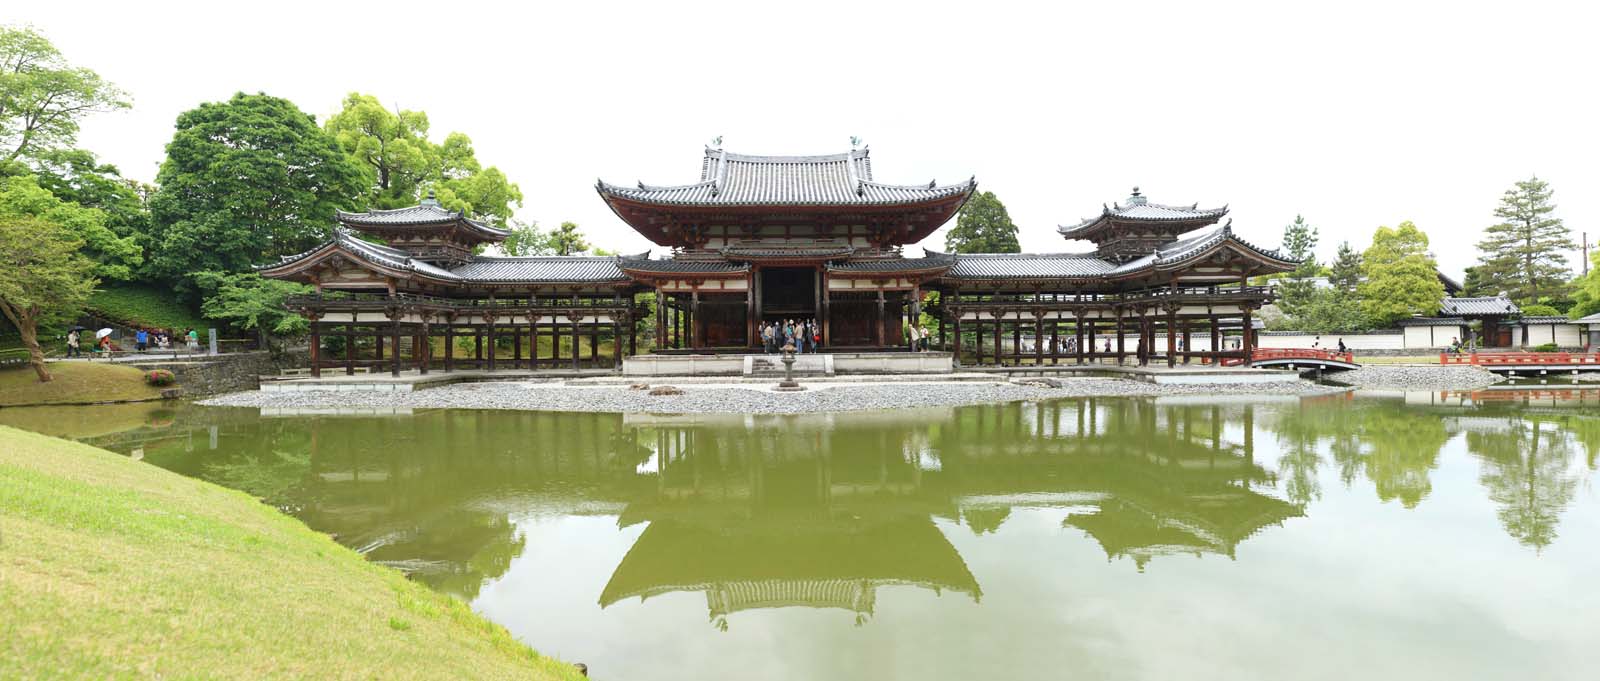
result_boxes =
[599,517,980,610]
[1058,188,1228,239]
[597,148,976,207]
[1440,296,1519,316]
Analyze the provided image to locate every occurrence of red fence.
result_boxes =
[1220,348,1355,367]
[1440,352,1600,366]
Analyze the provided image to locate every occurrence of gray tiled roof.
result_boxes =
[1106,224,1293,275]
[1518,316,1574,325]
[943,252,1116,280]
[336,202,510,240]
[450,257,629,283]
[1573,312,1600,324]
[1439,296,1520,316]
[269,231,463,281]
[597,147,975,207]
[1059,188,1227,238]
[723,245,856,259]
[828,255,955,273]
[1397,317,1467,327]
[616,258,750,274]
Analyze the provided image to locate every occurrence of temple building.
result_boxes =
[265,144,1298,376]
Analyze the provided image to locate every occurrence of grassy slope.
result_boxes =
[0,426,583,681]
[0,362,165,407]
[86,282,210,332]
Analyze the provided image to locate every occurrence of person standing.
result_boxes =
[135,328,149,352]
[908,323,921,352]
[66,329,81,358]
[186,328,200,352]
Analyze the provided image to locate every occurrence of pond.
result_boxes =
[5,387,1599,680]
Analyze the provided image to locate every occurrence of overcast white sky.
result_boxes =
[11,0,1597,277]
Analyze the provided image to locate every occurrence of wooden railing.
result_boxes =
[1440,352,1600,366]
[1221,348,1354,367]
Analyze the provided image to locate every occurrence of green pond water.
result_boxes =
[5,387,1600,680]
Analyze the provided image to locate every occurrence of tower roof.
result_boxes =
[336,194,510,244]
[1057,187,1228,241]
[597,147,975,208]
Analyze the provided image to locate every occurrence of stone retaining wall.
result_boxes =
[133,351,306,396]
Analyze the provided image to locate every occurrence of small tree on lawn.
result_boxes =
[0,214,97,382]
[196,272,312,350]
[1359,221,1444,326]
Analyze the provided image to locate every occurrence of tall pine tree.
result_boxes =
[1276,215,1320,319]
[1327,241,1363,294]
[1474,176,1574,304]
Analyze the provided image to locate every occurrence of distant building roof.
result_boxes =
[1573,312,1600,324]
[450,256,629,284]
[1397,317,1467,327]
[1439,295,1519,316]
[1518,316,1575,325]
[335,195,510,242]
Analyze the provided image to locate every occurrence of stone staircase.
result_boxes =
[743,353,835,377]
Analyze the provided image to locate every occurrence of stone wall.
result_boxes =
[133,351,305,396]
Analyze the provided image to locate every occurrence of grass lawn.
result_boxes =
[0,362,166,407]
[0,426,584,680]
[86,282,210,333]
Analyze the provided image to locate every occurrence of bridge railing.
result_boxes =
[1441,352,1600,366]
[1247,348,1354,364]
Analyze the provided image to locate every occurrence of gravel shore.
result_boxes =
[1331,365,1504,390]
[200,378,1338,415]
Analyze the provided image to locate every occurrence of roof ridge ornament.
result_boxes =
[1126,186,1147,206]
[420,189,439,207]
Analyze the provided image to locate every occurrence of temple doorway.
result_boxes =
[760,267,818,324]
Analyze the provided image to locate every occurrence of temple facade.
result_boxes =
[264,145,1298,376]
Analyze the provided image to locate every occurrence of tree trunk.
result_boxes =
[13,312,52,383]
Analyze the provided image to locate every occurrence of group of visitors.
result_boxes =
[906,323,931,351]
[63,327,201,359]
[760,319,820,353]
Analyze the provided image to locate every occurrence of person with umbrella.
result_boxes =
[95,328,114,356]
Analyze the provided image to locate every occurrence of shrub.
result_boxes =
[1531,343,1560,353]
[144,369,177,386]
[1520,304,1561,317]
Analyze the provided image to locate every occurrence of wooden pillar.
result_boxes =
[821,286,831,347]
[654,287,666,352]
[628,304,638,357]
[1115,309,1125,365]
[952,310,962,365]
[571,315,581,370]
[444,316,455,373]
[589,319,599,362]
[1075,312,1086,365]
[1166,307,1177,368]
[309,319,322,378]
[613,317,623,367]
[690,290,701,350]
[1050,316,1059,365]
[345,322,356,376]
[974,318,983,366]
[529,313,539,371]
[747,274,757,350]
[672,300,681,349]
[875,290,886,348]
[474,327,483,365]
[375,333,384,363]
[486,315,497,372]
[1242,307,1255,365]
[513,316,522,370]
[752,270,764,348]
[909,283,922,352]
[1181,319,1192,365]
[985,313,998,367]
[390,316,401,377]
[419,317,430,375]
[1035,313,1045,366]
[938,308,947,351]
[1012,320,1022,366]
[1209,314,1219,365]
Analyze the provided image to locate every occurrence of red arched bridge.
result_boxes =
[1440,351,1600,374]
[1222,348,1360,372]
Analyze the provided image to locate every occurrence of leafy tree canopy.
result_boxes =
[500,219,555,256]
[944,191,1020,253]
[0,214,98,381]
[1292,288,1373,334]
[1276,215,1321,320]
[0,172,139,279]
[0,26,130,163]
[550,221,591,256]
[324,93,523,226]
[195,271,312,339]
[1474,176,1574,304]
[23,148,151,241]
[1567,251,1600,320]
[146,92,365,295]
[1359,221,1444,326]
[1519,303,1560,317]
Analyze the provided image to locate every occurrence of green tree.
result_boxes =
[1460,265,1495,298]
[0,214,97,382]
[1276,215,1321,319]
[1569,251,1600,319]
[1327,241,1363,295]
[146,93,365,295]
[550,221,590,256]
[1359,221,1444,326]
[25,148,152,241]
[195,272,312,348]
[1293,288,1371,333]
[0,26,130,163]
[944,191,1020,253]
[0,173,139,279]
[500,220,554,256]
[324,93,523,226]
[1474,176,1574,304]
